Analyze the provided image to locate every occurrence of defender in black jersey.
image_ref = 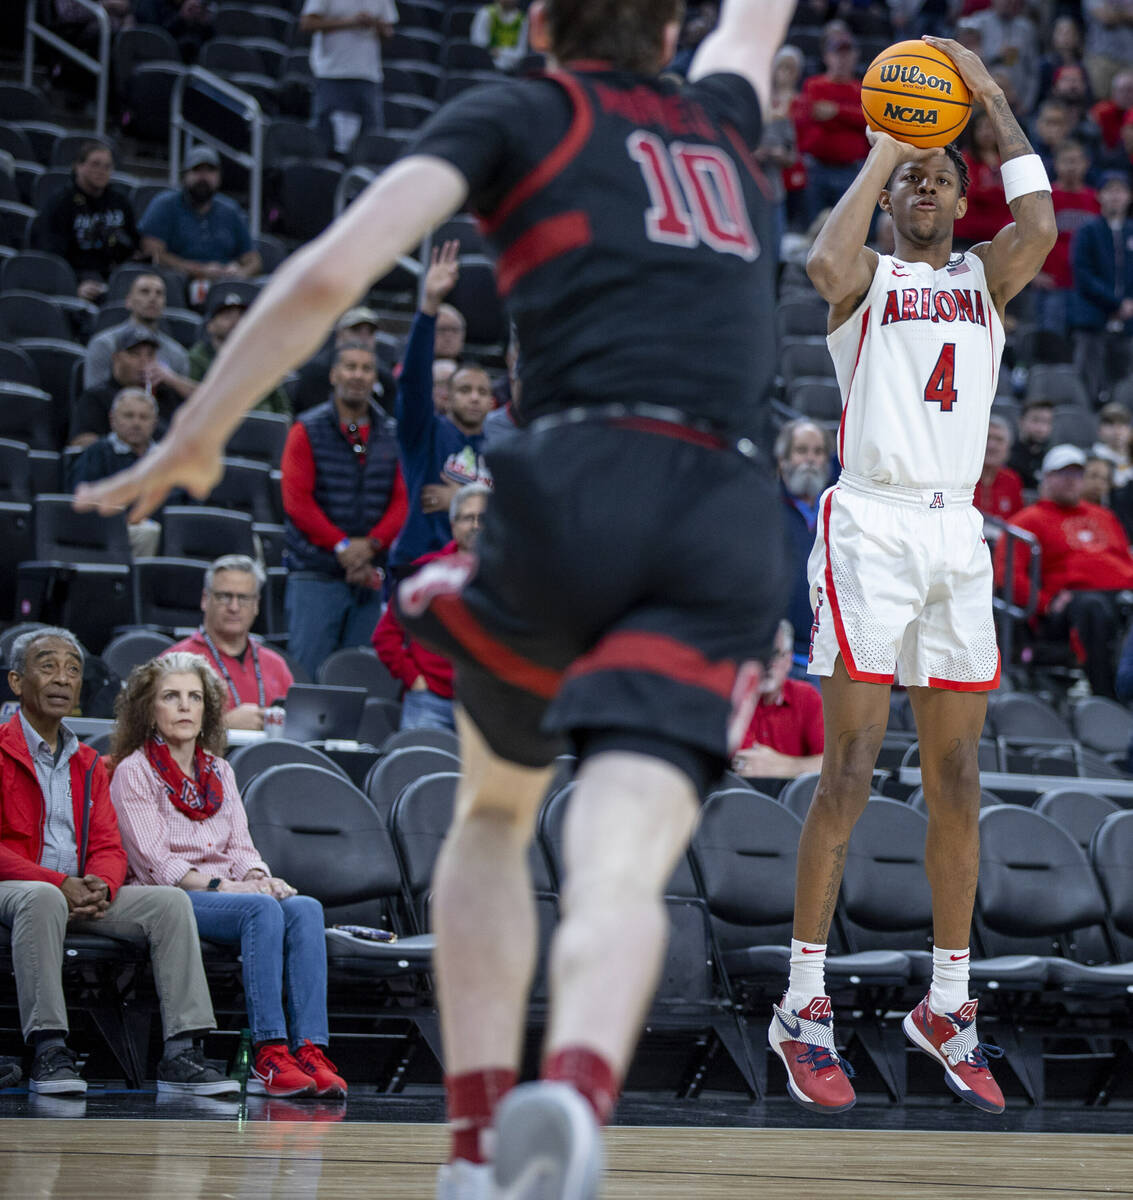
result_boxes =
[76,4,798,1196]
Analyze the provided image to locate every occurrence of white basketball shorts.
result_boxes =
[806,472,1000,690]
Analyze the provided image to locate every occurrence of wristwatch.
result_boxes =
[206,878,222,891]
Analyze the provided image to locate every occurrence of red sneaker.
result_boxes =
[292,1040,347,1098]
[768,995,856,1113]
[902,995,1005,1114]
[248,1044,317,1098]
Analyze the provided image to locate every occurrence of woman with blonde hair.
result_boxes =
[109,652,345,1099]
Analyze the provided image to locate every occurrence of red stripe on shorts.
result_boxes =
[928,650,1001,692]
[566,631,736,701]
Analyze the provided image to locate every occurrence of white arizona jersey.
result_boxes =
[827,251,1005,489]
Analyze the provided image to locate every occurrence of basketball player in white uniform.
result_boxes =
[768,37,1056,1115]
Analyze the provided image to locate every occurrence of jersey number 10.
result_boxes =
[627,131,760,262]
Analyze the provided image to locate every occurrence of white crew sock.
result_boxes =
[785,939,827,1012]
[929,946,971,1015]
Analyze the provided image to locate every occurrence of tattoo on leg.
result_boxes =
[816,840,847,942]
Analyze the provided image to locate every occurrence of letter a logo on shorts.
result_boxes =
[929,491,945,510]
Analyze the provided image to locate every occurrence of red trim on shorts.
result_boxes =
[838,306,870,465]
[496,211,592,296]
[479,71,594,236]
[821,489,894,685]
[608,416,727,450]
[928,649,1002,692]
[566,631,736,701]
[430,593,562,701]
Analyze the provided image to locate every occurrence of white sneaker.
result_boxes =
[492,1082,603,1200]
[436,1159,495,1200]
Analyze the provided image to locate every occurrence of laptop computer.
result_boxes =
[281,684,368,742]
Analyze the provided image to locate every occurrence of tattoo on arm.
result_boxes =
[987,92,1033,163]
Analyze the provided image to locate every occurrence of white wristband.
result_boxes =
[1001,154,1051,205]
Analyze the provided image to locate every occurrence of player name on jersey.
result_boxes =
[880,286,990,327]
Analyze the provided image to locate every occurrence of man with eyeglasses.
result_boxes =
[165,555,293,731]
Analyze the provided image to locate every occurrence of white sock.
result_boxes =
[785,939,827,1012]
[929,946,970,1015]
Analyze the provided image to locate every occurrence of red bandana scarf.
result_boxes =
[144,737,224,821]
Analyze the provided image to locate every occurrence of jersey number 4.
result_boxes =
[924,343,957,413]
[627,131,759,261]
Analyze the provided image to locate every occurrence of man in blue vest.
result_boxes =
[280,340,408,677]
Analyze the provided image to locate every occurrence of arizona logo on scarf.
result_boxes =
[145,736,225,821]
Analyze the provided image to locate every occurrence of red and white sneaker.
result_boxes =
[292,1040,347,1098]
[768,995,856,1113]
[248,1044,317,1098]
[902,995,1005,1114]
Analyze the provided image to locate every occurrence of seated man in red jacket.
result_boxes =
[372,483,489,731]
[995,445,1133,697]
[0,627,234,1099]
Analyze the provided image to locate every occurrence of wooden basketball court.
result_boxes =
[0,1119,1128,1198]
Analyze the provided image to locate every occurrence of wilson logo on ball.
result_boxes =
[862,39,972,147]
[878,64,955,95]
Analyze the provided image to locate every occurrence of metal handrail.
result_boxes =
[23,0,110,137]
[170,67,264,240]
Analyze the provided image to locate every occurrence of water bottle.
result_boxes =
[233,1027,252,1097]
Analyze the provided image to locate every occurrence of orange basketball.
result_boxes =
[861,40,971,148]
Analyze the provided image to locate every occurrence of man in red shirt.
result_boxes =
[996,443,1133,696]
[1088,69,1133,157]
[791,24,869,223]
[166,555,294,730]
[372,483,489,732]
[1032,139,1099,334]
[731,621,823,779]
[975,415,1024,530]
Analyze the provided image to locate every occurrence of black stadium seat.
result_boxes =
[101,628,175,682]
[1034,789,1122,856]
[160,505,257,560]
[224,410,290,466]
[0,342,40,387]
[0,293,71,340]
[227,738,350,792]
[0,383,55,450]
[316,645,401,701]
[132,557,209,629]
[363,745,460,823]
[272,159,343,242]
[0,439,31,501]
[1,250,79,296]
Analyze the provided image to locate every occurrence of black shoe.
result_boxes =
[157,1046,240,1096]
[30,1046,86,1096]
[0,1058,21,1089]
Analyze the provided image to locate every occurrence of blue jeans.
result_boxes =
[313,76,383,149]
[285,573,385,680]
[400,688,455,732]
[804,157,866,225]
[189,892,329,1047]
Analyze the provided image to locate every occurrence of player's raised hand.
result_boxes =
[423,239,461,313]
[866,127,938,163]
[74,418,224,522]
[922,35,998,103]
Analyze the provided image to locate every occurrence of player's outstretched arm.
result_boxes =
[689,0,796,115]
[75,156,469,520]
[924,36,1056,311]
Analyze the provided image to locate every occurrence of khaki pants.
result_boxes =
[0,881,216,1041]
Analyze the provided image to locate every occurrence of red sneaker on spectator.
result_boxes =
[248,1043,316,1097]
[293,1040,347,1098]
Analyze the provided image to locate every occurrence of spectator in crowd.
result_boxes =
[1049,64,1094,138]
[0,628,234,1099]
[1093,401,1133,486]
[84,271,190,388]
[776,418,832,673]
[66,388,163,556]
[954,109,1013,247]
[372,483,489,732]
[975,415,1024,525]
[110,654,345,1099]
[1089,70,1133,166]
[280,340,407,677]
[166,556,293,731]
[134,0,215,62]
[470,0,529,71]
[432,358,458,416]
[965,0,1040,115]
[388,243,493,582]
[1039,14,1087,103]
[294,306,394,417]
[299,0,397,153]
[139,148,261,304]
[433,302,466,363]
[731,621,824,780]
[30,141,139,301]
[1083,0,1133,104]
[1033,139,1100,334]
[188,292,291,416]
[1008,397,1055,491]
[670,1,718,76]
[758,44,803,245]
[996,444,1133,698]
[1070,170,1133,404]
[1032,98,1075,176]
[1084,453,1116,506]
[792,24,869,223]
[70,326,191,448]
